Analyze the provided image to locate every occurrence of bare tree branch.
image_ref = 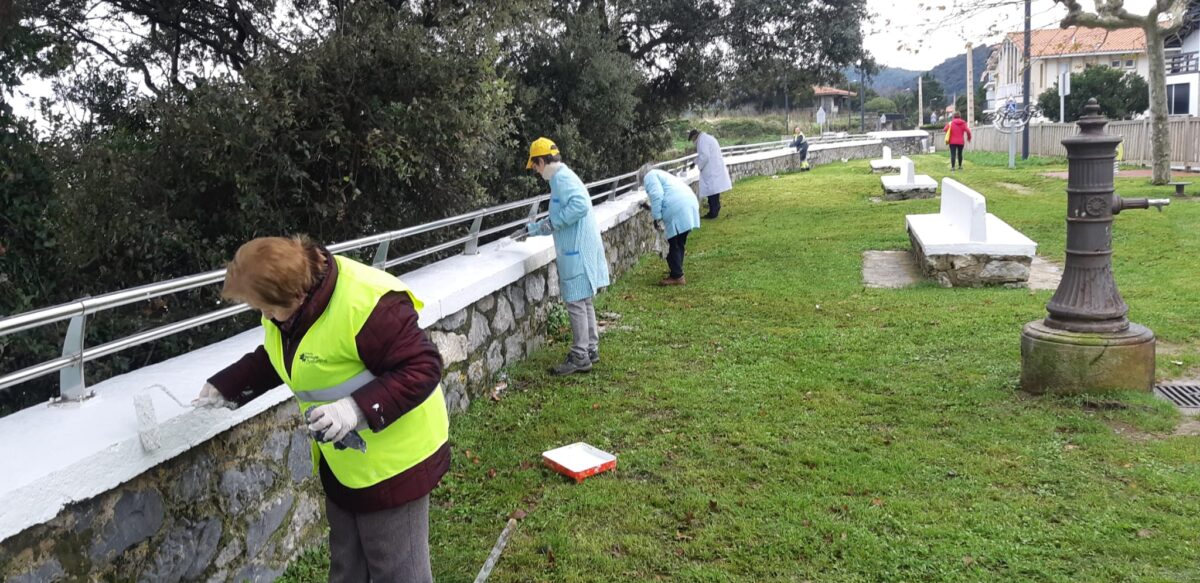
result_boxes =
[63,24,163,95]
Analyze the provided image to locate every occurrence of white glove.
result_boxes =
[525,219,552,237]
[306,397,367,443]
[192,383,234,409]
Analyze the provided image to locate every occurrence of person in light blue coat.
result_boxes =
[524,137,611,376]
[638,164,700,285]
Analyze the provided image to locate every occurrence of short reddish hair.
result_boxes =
[223,236,325,307]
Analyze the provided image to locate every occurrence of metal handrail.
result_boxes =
[0,138,796,398]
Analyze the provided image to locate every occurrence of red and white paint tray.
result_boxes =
[542,442,617,483]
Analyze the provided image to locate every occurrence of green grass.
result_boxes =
[280,153,1200,582]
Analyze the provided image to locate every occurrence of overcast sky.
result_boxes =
[864,0,1159,71]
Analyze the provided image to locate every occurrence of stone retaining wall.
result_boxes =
[1,405,322,583]
[723,142,882,183]
[0,140,881,582]
[429,208,658,413]
[876,134,930,157]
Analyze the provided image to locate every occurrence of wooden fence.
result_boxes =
[929,118,1200,170]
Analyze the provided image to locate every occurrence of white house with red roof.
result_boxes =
[984,26,1149,112]
[811,86,856,115]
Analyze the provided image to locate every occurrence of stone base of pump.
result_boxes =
[1020,320,1156,394]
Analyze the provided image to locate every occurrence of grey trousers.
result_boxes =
[565,297,599,360]
[327,495,433,583]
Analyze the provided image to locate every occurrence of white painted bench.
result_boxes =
[870,146,902,173]
[880,157,937,198]
[905,178,1038,287]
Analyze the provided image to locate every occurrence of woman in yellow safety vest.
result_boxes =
[195,235,448,582]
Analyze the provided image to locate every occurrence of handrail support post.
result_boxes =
[372,239,391,268]
[463,216,484,255]
[54,311,93,403]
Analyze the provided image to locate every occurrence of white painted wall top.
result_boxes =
[811,139,881,152]
[867,130,929,139]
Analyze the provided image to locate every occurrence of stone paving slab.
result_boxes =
[1042,169,1200,179]
[864,251,1063,290]
[862,251,922,288]
[1028,256,1063,291]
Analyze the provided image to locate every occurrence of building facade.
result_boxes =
[984,26,1148,112]
[1165,2,1200,115]
[811,86,857,115]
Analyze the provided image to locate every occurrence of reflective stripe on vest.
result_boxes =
[292,369,376,403]
[263,255,449,489]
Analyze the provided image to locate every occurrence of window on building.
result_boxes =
[1125,59,1135,69]
[1111,59,1122,67]
[1167,83,1190,115]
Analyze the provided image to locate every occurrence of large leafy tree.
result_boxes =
[1,0,871,411]
[1037,65,1149,122]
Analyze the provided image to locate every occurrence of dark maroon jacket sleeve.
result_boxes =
[351,291,444,431]
[207,345,284,406]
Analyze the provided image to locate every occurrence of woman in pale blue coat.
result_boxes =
[525,137,611,376]
[638,164,700,285]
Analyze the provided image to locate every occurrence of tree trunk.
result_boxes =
[1144,25,1171,184]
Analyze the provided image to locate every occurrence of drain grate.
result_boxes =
[1153,384,1200,408]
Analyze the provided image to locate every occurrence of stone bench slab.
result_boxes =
[905,213,1037,257]
[905,177,1037,287]
[881,174,938,198]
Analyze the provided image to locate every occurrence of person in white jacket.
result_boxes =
[688,129,732,219]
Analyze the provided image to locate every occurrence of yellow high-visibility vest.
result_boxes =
[263,255,448,488]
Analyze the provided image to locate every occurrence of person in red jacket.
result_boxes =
[944,111,972,172]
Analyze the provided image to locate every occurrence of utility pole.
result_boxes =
[918,75,924,126]
[859,65,865,133]
[784,76,790,134]
[1022,0,1031,159]
[966,43,975,128]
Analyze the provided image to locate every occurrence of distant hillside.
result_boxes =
[842,65,921,93]
[928,46,994,96]
[869,67,922,93]
[865,45,995,97]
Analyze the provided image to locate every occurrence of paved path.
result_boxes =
[1042,169,1200,179]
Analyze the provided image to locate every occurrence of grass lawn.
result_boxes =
[281,151,1200,582]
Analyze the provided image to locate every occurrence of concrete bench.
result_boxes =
[1168,181,1190,196]
[880,157,937,199]
[870,146,902,173]
[905,178,1038,287]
